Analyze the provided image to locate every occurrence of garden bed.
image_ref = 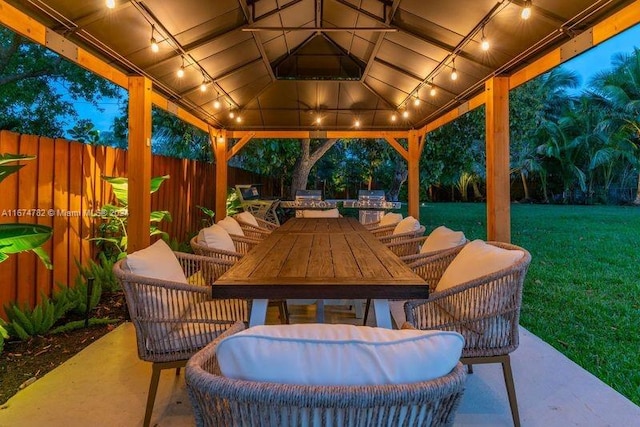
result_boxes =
[0,292,127,405]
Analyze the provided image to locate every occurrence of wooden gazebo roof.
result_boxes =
[3,0,638,131]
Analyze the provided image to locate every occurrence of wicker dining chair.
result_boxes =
[190,233,259,262]
[113,250,248,427]
[190,232,290,324]
[362,242,467,325]
[186,322,468,427]
[378,225,426,252]
[404,242,532,427]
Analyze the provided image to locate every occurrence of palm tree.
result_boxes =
[590,48,640,204]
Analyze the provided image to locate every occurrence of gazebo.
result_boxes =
[2,0,639,252]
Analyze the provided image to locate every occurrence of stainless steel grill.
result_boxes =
[343,190,401,224]
[280,190,337,216]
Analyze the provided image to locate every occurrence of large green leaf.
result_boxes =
[0,154,36,184]
[0,224,53,269]
[101,175,170,206]
[150,210,171,223]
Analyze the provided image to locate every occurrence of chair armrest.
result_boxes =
[230,234,261,254]
[386,236,428,257]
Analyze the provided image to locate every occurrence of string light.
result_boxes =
[390,113,397,122]
[213,94,221,109]
[450,58,458,81]
[200,74,208,92]
[150,25,159,53]
[429,83,436,97]
[480,26,490,51]
[315,115,322,125]
[521,0,532,20]
[236,116,242,123]
[229,110,235,119]
[413,92,421,107]
[177,57,185,78]
[402,109,409,119]
[354,119,361,128]
[106,0,115,9]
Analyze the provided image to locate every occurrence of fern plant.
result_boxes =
[0,322,8,354]
[3,294,73,340]
[54,275,102,316]
[76,253,119,293]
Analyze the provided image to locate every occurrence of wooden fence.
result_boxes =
[0,130,275,313]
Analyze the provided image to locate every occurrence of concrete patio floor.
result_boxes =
[0,304,638,427]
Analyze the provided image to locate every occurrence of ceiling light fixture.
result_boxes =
[236,116,242,123]
[229,110,235,119]
[450,58,458,81]
[391,113,397,122]
[429,83,437,97]
[106,0,115,9]
[480,26,490,51]
[402,109,409,119]
[213,94,221,109]
[521,0,532,20]
[413,92,421,107]
[315,115,322,125]
[354,119,361,128]
[150,25,159,53]
[177,57,185,78]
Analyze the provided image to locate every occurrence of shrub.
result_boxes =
[76,253,119,293]
[0,322,8,354]
[3,294,72,340]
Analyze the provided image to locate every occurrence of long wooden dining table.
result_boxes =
[213,217,428,328]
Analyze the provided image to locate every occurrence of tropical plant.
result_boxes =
[91,175,171,260]
[3,294,72,340]
[54,276,102,316]
[0,322,8,354]
[0,154,53,268]
[226,188,242,216]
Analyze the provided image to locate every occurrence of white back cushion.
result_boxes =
[236,211,259,228]
[125,239,187,284]
[393,216,420,235]
[301,208,340,218]
[216,324,464,386]
[197,224,236,252]
[421,226,466,254]
[436,239,524,292]
[217,216,244,236]
[379,212,403,226]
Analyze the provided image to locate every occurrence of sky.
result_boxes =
[563,23,640,90]
[71,23,640,136]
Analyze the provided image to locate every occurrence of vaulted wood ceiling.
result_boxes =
[5,0,636,130]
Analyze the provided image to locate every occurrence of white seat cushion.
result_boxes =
[217,216,244,236]
[124,239,187,284]
[301,208,340,218]
[421,226,466,254]
[393,216,420,235]
[379,212,403,226]
[436,239,524,293]
[236,211,259,228]
[197,224,236,253]
[216,324,464,386]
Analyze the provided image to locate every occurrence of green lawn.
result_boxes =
[410,203,640,406]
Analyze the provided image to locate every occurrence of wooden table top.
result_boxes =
[213,217,428,300]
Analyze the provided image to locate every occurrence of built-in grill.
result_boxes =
[343,190,401,224]
[280,190,338,217]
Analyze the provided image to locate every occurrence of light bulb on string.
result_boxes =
[213,95,221,110]
[177,57,185,78]
[229,110,235,119]
[413,93,421,107]
[236,116,242,123]
[450,58,458,81]
[150,25,159,53]
[402,109,409,119]
[354,119,361,128]
[521,0,532,20]
[390,113,397,122]
[106,0,115,9]
[480,26,490,51]
[430,84,437,97]
[200,80,207,92]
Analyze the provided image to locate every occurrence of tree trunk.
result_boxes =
[386,159,407,202]
[634,172,640,205]
[520,170,530,201]
[288,138,339,199]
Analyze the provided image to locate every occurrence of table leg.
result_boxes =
[315,300,325,323]
[249,299,269,327]
[372,299,392,329]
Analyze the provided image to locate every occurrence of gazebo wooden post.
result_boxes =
[127,76,152,253]
[485,77,511,243]
[213,130,228,222]
[407,130,420,220]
